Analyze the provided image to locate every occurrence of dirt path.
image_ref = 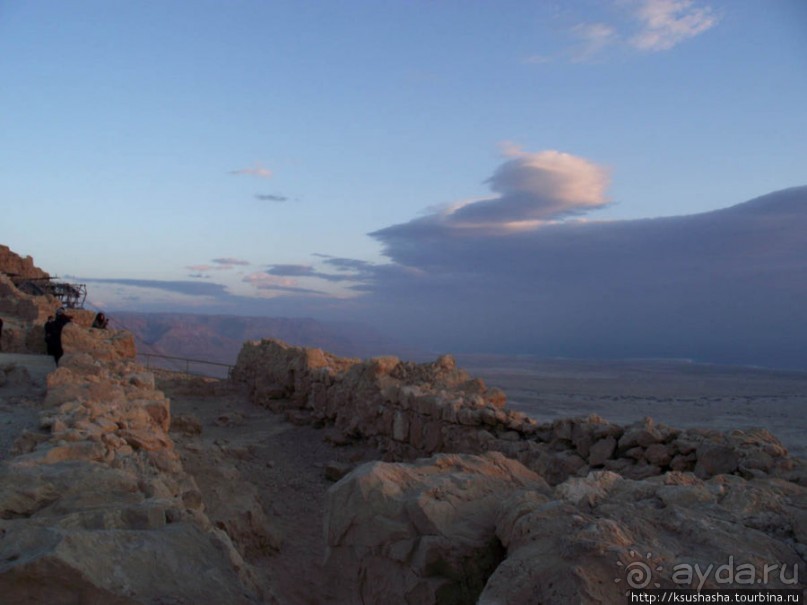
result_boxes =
[159,374,380,605]
[0,352,52,460]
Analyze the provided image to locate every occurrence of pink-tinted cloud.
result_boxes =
[626,0,719,51]
[243,272,298,288]
[229,163,273,178]
[375,147,610,240]
[538,0,719,63]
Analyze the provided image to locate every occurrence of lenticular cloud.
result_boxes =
[373,147,611,242]
[453,149,610,225]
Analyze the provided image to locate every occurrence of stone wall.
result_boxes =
[0,329,276,603]
[232,339,804,486]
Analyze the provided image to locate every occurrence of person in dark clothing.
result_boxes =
[46,308,72,365]
[44,315,56,358]
[92,312,109,329]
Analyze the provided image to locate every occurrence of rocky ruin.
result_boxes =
[1,245,805,604]
[0,247,277,603]
[232,339,805,485]
[231,338,806,603]
[1,348,274,603]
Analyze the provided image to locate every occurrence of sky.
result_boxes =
[2,1,806,367]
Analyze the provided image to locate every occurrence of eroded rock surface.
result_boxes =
[0,344,276,604]
[324,452,546,604]
[234,339,806,604]
[233,339,806,486]
[325,453,806,605]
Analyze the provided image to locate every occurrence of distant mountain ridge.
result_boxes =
[110,311,406,365]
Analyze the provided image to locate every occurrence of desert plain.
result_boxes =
[460,355,807,458]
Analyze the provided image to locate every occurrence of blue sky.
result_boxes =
[2,1,806,365]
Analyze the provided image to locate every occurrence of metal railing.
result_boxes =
[137,353,233,379]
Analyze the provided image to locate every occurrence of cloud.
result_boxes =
[371,147,610,250]
[265,264,316,278]
[187,258,250,273]
[229,163,272,178]
[570,22,619,61]
[626,0,719,51]
[266,262,367,283]
[255,194,289,202]
[212,257,250,267]
[530,0,719,63]
[359,148,807,368]
[320,257,376,273]
[80,277,231,298]
[242,271,325,294]
[457,147,610,224]
[243,272,298,288]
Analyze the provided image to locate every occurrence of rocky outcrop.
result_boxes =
[234,339,806,603]
[482,467,806,603]
[0,245,50,281]
[325,453,806,605]
[61,321,136,361]
[1,340,276,603]
[0,245,109,354]
[0,245,59,352]
[232,339,804,486]
[0,274,56,353]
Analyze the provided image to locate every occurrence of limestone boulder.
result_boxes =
[0,522,263,605]
[324,452,549,605]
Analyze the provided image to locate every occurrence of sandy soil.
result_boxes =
[457,355,807,458]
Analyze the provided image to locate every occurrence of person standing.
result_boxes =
[44,315,56,358]
[47,308,71,366]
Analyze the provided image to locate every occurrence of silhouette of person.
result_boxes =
[46,308,72,366]
[44,315,56,359]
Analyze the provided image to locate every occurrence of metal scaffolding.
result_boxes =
[10,276,87,309]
